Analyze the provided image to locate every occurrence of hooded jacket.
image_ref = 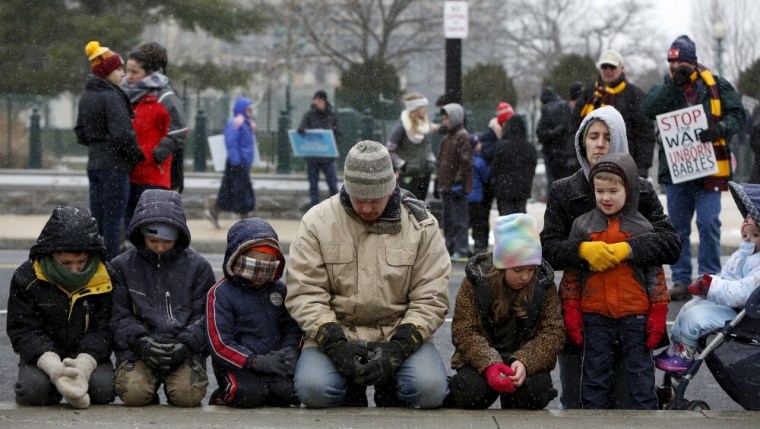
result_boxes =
[560,153,670,317]
[75,74,144,171]
[491,115,538,201]
[540,106,681,271]
[110,189,215,363]
[436,103,473,193]
[206,218,301,370]
[130,93,172,188]
[7,206,113,364]
[285,188,450,348]
[225,96,256,167]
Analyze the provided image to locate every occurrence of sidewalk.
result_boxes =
[0,193,744,256]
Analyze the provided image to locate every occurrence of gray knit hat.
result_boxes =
[343,140,396,199]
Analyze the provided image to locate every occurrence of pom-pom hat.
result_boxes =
[85,41,123,78]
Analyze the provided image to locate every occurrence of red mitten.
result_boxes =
[483,362,516,393]
[687,274,712,297]
[646,305,668,349]
[562,301,584,347]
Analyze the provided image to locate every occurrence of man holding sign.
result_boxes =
[643,35,747,300]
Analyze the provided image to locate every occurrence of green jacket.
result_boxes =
[642,72,746,185]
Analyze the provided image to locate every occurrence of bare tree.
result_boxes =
[286,0,442,72]
[691,0,758,82]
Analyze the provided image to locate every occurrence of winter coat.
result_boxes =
[206,218,301,370]
[491,115,537,201]
[110,189,215,363]
[707,241,760,308]
[387,110,436,176]
[130,93,172,188]
[450,254,565,376]
[436,103,472,193]
[540,106,681,271]
[537,88,577,161]
[297,101,342,159]
[560,153,670,318]
[225,96,256,167]
[285,188,450,348]
[75,74,144,172]
[642,70,746,186]
[467,152,491,203]
[575,77,656,172]
[7,206,112,364]
[478,117,503,164]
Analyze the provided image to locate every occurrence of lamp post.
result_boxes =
[713,19,727,76]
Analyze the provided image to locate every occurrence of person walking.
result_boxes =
[642,35,747,300]
[75,40,144,261]
[285,141,450,408]
[387,92,436,201]
[297,90,342,208]
[206,96,257,228]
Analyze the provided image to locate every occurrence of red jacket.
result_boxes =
[130,94,171,188]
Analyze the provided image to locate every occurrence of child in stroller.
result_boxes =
[656,181,760,411]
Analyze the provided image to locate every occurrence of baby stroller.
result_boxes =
[657,181,760,411]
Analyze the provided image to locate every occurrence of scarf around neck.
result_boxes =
[121,71,170,104]
[39,254,100,292]
[579,76,628,119]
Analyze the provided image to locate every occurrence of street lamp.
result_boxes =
[713,19,727,76]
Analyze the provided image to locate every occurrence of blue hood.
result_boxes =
[232,96,253,119]
[127,189,191,249]
[223,217,285,286]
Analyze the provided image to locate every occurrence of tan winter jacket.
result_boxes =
[285,190,450,348]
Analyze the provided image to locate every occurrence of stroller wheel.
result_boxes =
[686,400,710,411]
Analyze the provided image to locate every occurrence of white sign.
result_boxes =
[444,1,468,39]
[655,105,719,184]
[207,134,264,172]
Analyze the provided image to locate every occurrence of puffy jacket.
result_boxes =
[540,106,681,271]
[206,218,301,370]
[130,94,172,188]
[450,254,564,375]
[75,74,143,171]
[225,96,256,167]
[7,206,112,363]
[285,188,450,347]
[110,189,215,363]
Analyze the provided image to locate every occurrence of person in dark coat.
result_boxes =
[207,217,301,407]
[575,50,655,179]
[297,90,342,207]
[536,87,578,191]
[540,105,680,409]
[110,189,215,407]
[491,115,538,216]
[75,40,144,261]
[7,206,114,408]
[206,96,257,228]
[467,134,492,255]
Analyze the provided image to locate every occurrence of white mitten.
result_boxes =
[66,393,91,409]
[63,354,97,383]
[37,352,84,399]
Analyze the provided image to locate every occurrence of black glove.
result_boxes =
[354,341,404,386]
[315,323,368,379]
[672,66,693,87]
[161,342,189,367]
[152,145,173,164]
[698,124,723,143]
[250,347,298,377]
[135,336,173,372]
[390,324,424,358]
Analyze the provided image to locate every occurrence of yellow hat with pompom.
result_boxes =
[84,41,123,78]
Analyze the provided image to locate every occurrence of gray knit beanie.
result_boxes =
[343,140,396,199]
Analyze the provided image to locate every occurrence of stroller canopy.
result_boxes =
[728,181,760,226]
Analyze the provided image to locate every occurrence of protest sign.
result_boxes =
[655,104,718,184]
[288,129,339,158]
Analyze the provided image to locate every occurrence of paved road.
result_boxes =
[0,250,744,410]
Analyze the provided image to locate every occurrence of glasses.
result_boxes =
[600,64,618,70]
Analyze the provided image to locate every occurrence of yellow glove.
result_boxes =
[608,242,631,262]
[578,241,620,272]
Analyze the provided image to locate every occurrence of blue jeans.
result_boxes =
[88,169,130,260]
[294,342,448,408]
[666,181,722,285]
[306,158,338,205]
[442,191,470,255]
[671,298,738,348]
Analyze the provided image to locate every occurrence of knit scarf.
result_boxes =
[694,64,729,190]
[39,254,100,292]
[579,77,628,119]
[121,71,170,104]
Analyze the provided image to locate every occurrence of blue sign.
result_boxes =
[288,129,339,158]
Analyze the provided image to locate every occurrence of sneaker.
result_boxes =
[450,252,469,263]
[669,283,689,301]
[204,209,220,229]
[655,353,695,374]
